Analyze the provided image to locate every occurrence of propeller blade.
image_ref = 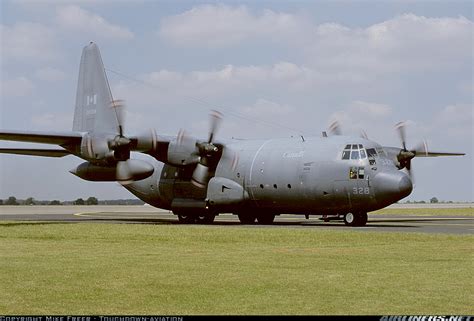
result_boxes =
[395,121,407,151]
[110,99,126,137]
[208,110,223,143]
[328,120,342,136]
[132,128,158,153]
[116,160,133,185]
[412,140,465,157]
[360,129,368,140]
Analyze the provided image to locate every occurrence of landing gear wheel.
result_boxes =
[177,214,196,224]
[344,212,368,226]
[196,213,216,224]
[237,213,256,224]
[343,212,356,226]
[357,212,368,226]
[256,213,275,225]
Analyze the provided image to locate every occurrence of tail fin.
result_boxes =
[72,42,118,134]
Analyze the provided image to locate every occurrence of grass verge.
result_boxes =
[0,221,472,315]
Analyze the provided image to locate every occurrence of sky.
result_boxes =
[0,0,473,202]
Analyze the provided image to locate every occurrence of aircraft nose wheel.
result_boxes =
[343,212,368,226]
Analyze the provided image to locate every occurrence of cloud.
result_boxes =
[159,6,472,74]
[309,13,473,73]
[34,67,66,82]
[159,4,310,47]
[56,5,134,40]
[0,22,58,62]
[431,104,473,139]
[1,77,35,97]
[30,112,73,131]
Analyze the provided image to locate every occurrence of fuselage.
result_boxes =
[125,135,412,216]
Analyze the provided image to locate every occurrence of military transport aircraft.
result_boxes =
[0,43,465,226]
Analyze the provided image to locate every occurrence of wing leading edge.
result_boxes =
[0,130,83,145]
[0,148,71,157]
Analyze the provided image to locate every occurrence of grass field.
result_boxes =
[0,221,472,315]
[371,207,473,216]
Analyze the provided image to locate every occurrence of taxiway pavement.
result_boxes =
[0,205,472,234]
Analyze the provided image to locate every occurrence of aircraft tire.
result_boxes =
[356,212,368,226]
[177,214,196,224]
[256,213,275,225]
[344,212,368,226]
[343,212,357,226]
[196,213,216,224]
[237,213,256,224]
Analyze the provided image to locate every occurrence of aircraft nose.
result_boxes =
[373,171,413,203]
[398,175,413,197]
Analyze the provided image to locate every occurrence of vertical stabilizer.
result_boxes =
[73,42,118,134]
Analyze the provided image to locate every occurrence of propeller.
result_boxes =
[79,99,155,184]
[328,120,342,136]
[394,121,465,180]
[191,110,224,188]
[395,121,419,180]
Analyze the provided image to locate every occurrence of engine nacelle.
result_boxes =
[80,133,114,162]
[70,160,154,182]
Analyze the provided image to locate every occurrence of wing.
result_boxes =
[0,130,82,145]
[0,148,71,157]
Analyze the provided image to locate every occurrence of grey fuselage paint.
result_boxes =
[124,135,411,215]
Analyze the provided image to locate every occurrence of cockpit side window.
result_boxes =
[366,148,377,158]
[360,149,367,159]
[342,150,350,160]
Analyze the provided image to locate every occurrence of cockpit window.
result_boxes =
[366,148,377,158]
[342,144,366,160]
[350,151,360,160]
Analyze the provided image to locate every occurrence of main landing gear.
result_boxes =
[176,213,216,224]
[343,212,368,227]
[236,212,275,225]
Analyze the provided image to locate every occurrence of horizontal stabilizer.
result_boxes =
[0,148,71,157]
[0,130,82,146]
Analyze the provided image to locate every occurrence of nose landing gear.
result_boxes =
[343,212,368,226]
